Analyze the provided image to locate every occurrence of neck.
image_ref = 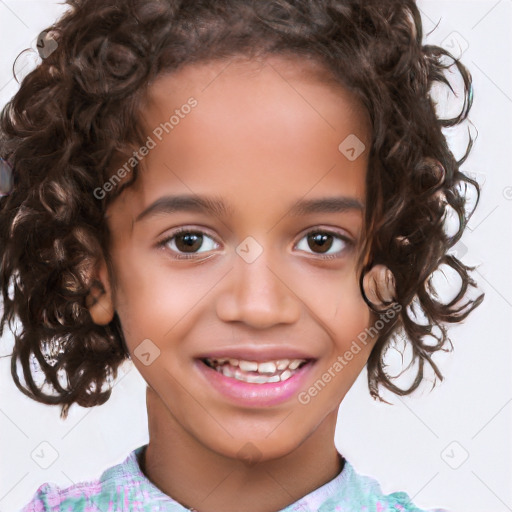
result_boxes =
[141,386,344,512]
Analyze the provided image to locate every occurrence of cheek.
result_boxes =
[330,291,373,368]
[295,273,374,412]
[300,266,374,378]
[108,244,201,345]
[300,264,370,338]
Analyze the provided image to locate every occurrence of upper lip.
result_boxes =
[196,346,317,362]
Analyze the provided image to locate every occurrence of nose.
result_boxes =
[215,246,302,329]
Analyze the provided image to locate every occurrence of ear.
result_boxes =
[361,264,397,311]
[86,259,115,326]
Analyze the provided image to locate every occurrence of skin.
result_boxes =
[88,54,377,512]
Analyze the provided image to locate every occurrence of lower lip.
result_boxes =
[194,359,316,407]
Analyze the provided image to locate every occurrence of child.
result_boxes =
[0,0,483,511]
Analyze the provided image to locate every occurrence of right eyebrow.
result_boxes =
[134,194,233,223]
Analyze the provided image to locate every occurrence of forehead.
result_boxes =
[143,54,370,136]
[110,55,370,223]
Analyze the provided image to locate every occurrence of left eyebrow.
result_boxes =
[287,197,364,216]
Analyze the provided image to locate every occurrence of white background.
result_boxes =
[0,1,511,511]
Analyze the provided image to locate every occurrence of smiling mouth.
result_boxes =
[200,357,312,384]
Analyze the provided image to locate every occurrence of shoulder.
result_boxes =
[18,479,103,512]
[18,446,150,512]
[327,459,449,512]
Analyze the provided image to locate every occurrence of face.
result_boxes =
[94,55,375,462]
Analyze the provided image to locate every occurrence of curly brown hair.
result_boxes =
[0,0,483,419]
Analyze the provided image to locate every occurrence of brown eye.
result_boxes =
[307,233,334,254]
[295,230,352,259]
[175,232,203,253]
[158,228,219,258]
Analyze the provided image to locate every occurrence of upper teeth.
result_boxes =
[206,358,306,373]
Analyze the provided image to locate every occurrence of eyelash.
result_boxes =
[156,226,354,261]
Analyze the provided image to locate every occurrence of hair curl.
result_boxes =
[0,0,484,419]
